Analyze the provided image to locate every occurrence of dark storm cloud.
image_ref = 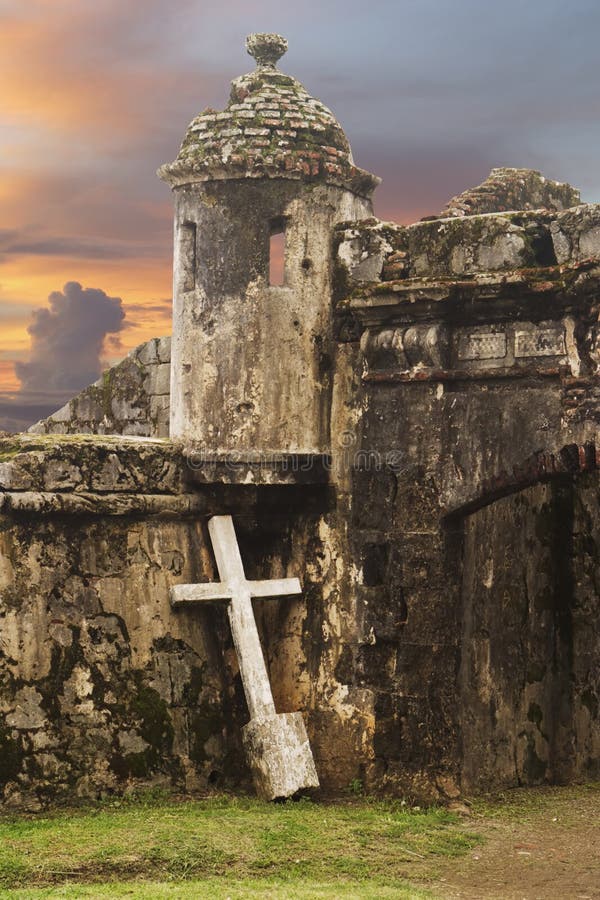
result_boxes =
[0,283,171,431]
[0,399,63,435]
[15,281,126,394]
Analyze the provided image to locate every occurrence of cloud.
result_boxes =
[15,281,126,394]
[125,299,173,316]
[0,398,62,435]
[362,143,503,224]
[0,229,162,262]
[0,285,172,431]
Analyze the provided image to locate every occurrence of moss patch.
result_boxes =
[0,721,22,787]
[189,705,223,764]
[130,683,174,764]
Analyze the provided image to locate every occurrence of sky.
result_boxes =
[1,0,600,431]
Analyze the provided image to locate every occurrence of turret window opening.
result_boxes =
[269,218,286,286]
[181,222,197,292]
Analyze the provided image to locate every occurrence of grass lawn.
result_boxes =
[0,793,479,899]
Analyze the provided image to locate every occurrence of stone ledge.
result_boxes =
[0,435,186,495]
[0,491,207,517]
[185,452,331,486]
[363,366,566,384]
[0,437,331,495]
[345,260,600,326]
[334,203,600,301]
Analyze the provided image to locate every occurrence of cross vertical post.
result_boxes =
[208,516,278,720]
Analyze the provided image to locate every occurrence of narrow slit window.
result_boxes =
[180,222,197,292]
[269,220,286,286]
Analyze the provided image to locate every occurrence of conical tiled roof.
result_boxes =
[158,34,378,196]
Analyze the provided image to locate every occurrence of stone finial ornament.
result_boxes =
[246,32,288,69]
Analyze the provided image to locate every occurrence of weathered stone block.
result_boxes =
[43,460,83,492]
[394,642,458,697]
[360,543,390,586]
[150,396,171,438]
[376,694,456,772]
[551,204,600,263]
[145,363,171,398]
[394,472,440,531]
[0,461,31,490]
[355,571,407,644]
[336,221,405,284]
[73,392,105,423]
[351,467,397,530]
[156,336,172,364]
[110,397,146,423]
[136,339,160,366]
[408,215,530,277]
[355,644,397,687]
[90,454,138,492]
[242,712,319,800]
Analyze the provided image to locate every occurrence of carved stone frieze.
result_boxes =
[360,324,450,372]
[361,319,571,377]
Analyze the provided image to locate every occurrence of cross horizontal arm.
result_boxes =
[171,583,232,605]
[248,578,302,598]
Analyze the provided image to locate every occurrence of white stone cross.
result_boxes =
[171,514,301,719]
[171,515,319,799]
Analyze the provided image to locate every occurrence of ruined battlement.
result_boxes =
[438,167,581,218]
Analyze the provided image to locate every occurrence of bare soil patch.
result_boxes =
[427,784,600,900]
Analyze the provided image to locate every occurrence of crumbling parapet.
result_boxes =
[438,167,581,218]
[334,168,588,291]
[29,337,171,438]
[334,209,595,288]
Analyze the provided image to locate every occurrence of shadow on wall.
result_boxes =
[454,465,599,792]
